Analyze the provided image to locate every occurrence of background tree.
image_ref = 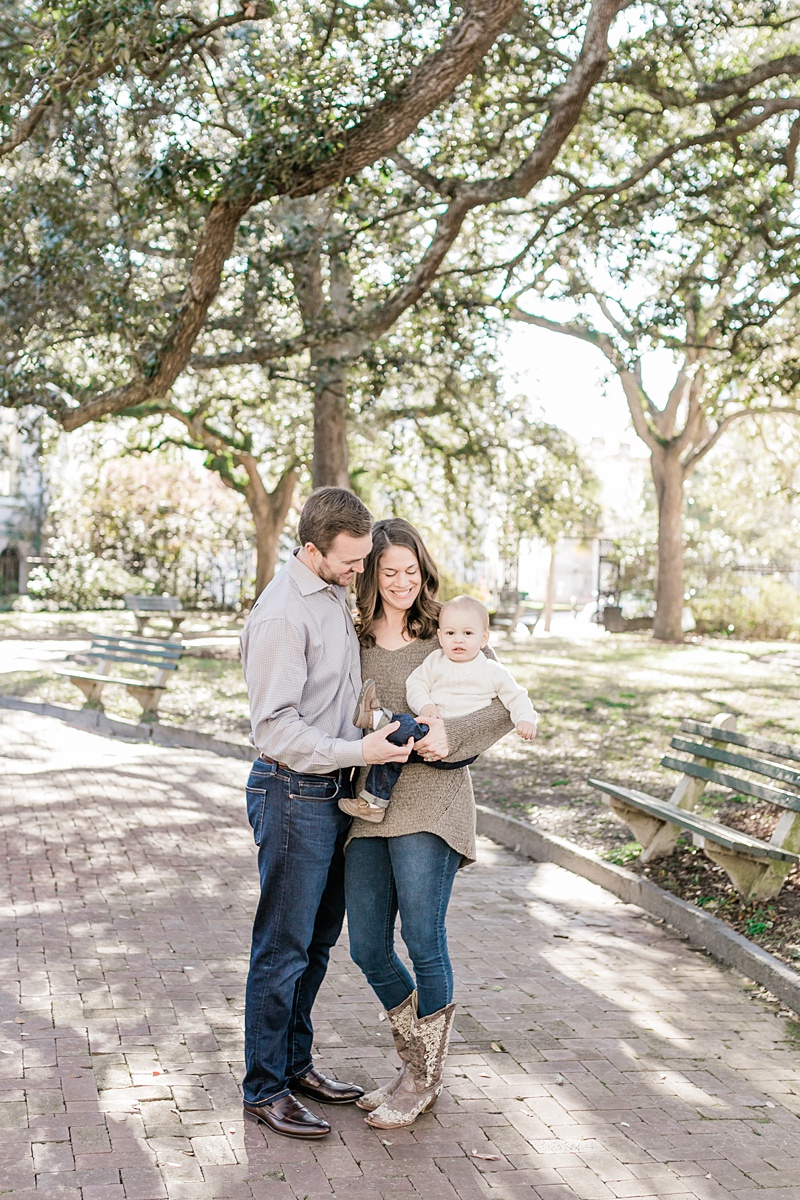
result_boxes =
[685,415,800,638]
[124,367,307,594]
[1,0,524,430]
[7,0,800,604]
[29,431,255,609]
[501,108,800,638]
[128,0,800,499]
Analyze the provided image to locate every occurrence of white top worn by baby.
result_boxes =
[405,650,538,727]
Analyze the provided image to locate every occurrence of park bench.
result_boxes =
[124,592,187,635]
[588,713,800,900]
[489,590,525,635]
[56,634,183,718]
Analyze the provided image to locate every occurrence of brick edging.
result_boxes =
[476,804,800,1018]
[0,695,253,759]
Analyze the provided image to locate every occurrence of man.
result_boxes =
[240,487,412,1139]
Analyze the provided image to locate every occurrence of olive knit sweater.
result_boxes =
[346,638,515,865]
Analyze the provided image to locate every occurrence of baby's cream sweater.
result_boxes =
[406,648,538,726]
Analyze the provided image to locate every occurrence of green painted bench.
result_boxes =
[56,634,183,718]
[490,590,525,636]
[588,713,800,900]
[124,593,187,635]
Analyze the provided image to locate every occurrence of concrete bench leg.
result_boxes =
[608,797,682,861]
[695,840,794,901]
[71,677,107,705]
[125,685,164,719]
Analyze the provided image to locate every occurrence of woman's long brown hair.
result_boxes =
[355,518,440,647]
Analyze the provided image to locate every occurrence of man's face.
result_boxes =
[306,531,373,587]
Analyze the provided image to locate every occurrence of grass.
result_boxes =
[2,619,800,972]
[0,607,245,639]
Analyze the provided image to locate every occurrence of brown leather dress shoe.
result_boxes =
[290,1066,365,1105]
[243,1094,331,1139]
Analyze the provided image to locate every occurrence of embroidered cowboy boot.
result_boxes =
[364,999,456,1129]
[356,991,416,1112]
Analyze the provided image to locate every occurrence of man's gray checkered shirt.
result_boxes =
[240,550,366,774]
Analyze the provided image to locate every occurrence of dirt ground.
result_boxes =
[2,615,799,972]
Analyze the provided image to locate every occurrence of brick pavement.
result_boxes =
[1,707,799,1200]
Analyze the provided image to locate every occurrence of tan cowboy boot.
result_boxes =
[364,998,456,1129]
[357,991,416,1111]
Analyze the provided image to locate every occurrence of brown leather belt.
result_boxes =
[259,754,291,770]
[259,754,341,778]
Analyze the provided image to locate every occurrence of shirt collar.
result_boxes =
[288,547,340,597]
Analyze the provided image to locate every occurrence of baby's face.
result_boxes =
[437,611,490,662]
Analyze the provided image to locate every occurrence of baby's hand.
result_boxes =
[517,720,538,741]
[418,704,439,723]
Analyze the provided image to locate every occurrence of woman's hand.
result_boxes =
[415,714,449,762]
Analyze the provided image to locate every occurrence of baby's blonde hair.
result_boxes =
[438,595,490,630]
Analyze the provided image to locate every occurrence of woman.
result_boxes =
[345,518,513,1130]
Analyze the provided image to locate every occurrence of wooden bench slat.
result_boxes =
[56,669,166,691]
[75,636,182,653]
[91,635,181,652]
[670,736,800,791]
[81,652,179,671]
[124,593,184,612]
[680,719,800,765]
[83,644,181,659]
[130,600,181,611]
[661,755,800,813]
[588,778,799,863]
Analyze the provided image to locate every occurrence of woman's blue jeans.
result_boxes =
[345,832,461,1017]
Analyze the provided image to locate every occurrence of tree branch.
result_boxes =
[506,302,621,361]
[696,53,800,102]
[363,0,625,336]
[0,4,275,159]
[56,0,523,430]
[683,405,800,470]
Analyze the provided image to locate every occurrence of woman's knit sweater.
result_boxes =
[346,637,514,865]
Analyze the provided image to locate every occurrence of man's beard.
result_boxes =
[317,560,351,588]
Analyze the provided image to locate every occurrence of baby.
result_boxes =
[339,595,538,822]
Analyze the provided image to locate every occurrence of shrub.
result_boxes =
[692,577,800,640]
[26,551,142,611]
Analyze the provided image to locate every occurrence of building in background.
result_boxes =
[517,438,650,608]
[0,412,44,598]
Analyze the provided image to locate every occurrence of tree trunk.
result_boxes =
[242,463,298,599]
[651,447,686,641]
[311,352,350,489]
[543,541,557,632]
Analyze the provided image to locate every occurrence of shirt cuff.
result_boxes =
[333,738,366,769]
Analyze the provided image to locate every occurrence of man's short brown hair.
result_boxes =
[297,487,373,555]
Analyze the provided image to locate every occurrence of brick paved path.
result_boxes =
[2,708,799,1200]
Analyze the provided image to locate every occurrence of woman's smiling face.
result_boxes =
[377,544,422,615]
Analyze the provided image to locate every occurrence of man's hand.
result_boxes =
[414,713,450,762]
[361,721,414,765]
[517,720,537,741]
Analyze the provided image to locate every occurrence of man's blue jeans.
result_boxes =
[345,832,461,1017]
[243,757,353,1106]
